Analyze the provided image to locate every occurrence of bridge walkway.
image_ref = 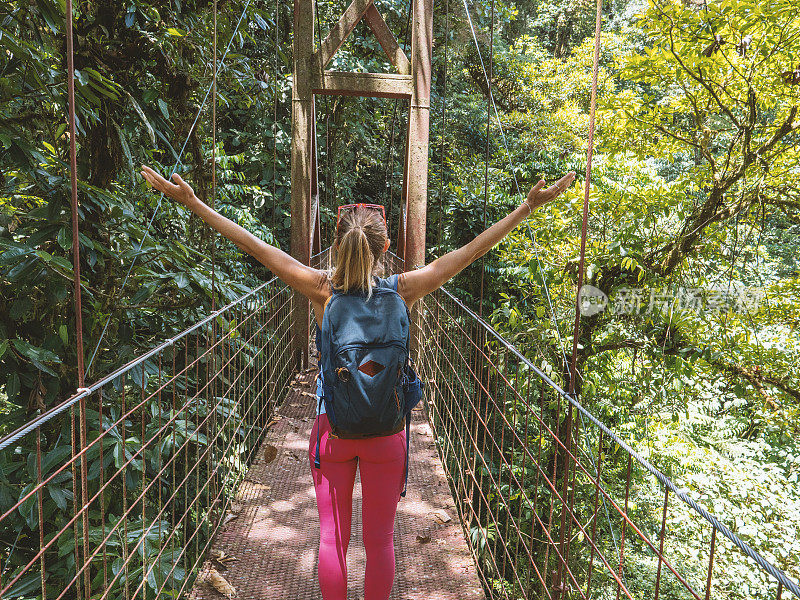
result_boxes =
[189,369,485,600]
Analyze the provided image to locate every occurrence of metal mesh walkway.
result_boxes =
[188,369,486,600]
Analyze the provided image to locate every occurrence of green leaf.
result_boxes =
[48,484,69,510]
[12,339,61,363]
[59,325,68,345]
[38,0,62,34]
[42,446,73,475]
[115,121,135,182]
[130,285,153,305]
[7,373,20,399]
[57,227,71,250]
[9,297,33,320]
[49,255,74,272]
[174,272,189,289]
[35,249,53,263]
[157,98,169,120]
[30,358,57,376]
[124,91,156,146]
[2,572,40,598]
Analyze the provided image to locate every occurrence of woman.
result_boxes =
[140,164,575,600]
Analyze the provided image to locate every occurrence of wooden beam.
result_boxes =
[316,0,374,69]
[290,0,315,369]
[403,0,433,353]
[312,71,412,98]
[403,0,432,271]
[363,5,411,75]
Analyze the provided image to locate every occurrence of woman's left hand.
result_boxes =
[140,165,200,210]
[526,171,576,210]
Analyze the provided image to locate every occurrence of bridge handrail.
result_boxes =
[2,246,797,597]
[435,285,800,598]
[0,274,279,453]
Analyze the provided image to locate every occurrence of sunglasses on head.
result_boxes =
[336,203,387,230]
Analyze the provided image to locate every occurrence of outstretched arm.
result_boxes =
[140,166,329,304]
[398,172,576,307]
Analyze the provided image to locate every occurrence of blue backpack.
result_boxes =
[313,274,424,497]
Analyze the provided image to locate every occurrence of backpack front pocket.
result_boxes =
[333,342,407,434]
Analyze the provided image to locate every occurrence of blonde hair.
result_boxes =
[330,206,388,298]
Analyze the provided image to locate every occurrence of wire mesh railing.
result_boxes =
[416,286,800,600]
[3,246,797,600]
[0,276,294,600]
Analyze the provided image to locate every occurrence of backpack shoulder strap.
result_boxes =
[323,292,335,311]
[373,274,400,292]
[320,281,338,318]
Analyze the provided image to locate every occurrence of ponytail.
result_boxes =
[331,206,387,298]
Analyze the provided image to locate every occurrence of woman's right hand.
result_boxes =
[525,171,576,212]
[140,165,200,209]
[141,164,330,307]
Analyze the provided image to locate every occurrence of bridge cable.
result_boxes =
[273,0,280,237]
[84,0,255,377]
[476,0,495,317]
[437,0,449,253]
[554,0,603,580]
[212,0,218,313]
[315,0,329,249]
[65,0,85,389]
[314,0,328,250]
[64,1,87,597]
[567,0,602,396]
[462,0,625,587]
[210,0,219,426]
[460,0,572,379]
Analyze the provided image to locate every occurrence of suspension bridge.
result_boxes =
[0,0,798,598]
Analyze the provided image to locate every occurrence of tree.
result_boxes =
[605,0,800,275]
[0,0,286,419]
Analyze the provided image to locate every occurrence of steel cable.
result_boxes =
[460,0,572,377]
[439,285,800,598]
[85,0,254,376]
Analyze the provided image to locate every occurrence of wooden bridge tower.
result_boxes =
[289,0,433,367]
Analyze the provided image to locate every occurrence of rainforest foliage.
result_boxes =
[1,0,798,597]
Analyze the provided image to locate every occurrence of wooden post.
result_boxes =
[290,0,315,369]
[403,0,432,273]
[403,0,433,351]
[292,0,432,358]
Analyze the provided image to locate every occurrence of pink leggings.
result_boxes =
[308,414,407,600]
